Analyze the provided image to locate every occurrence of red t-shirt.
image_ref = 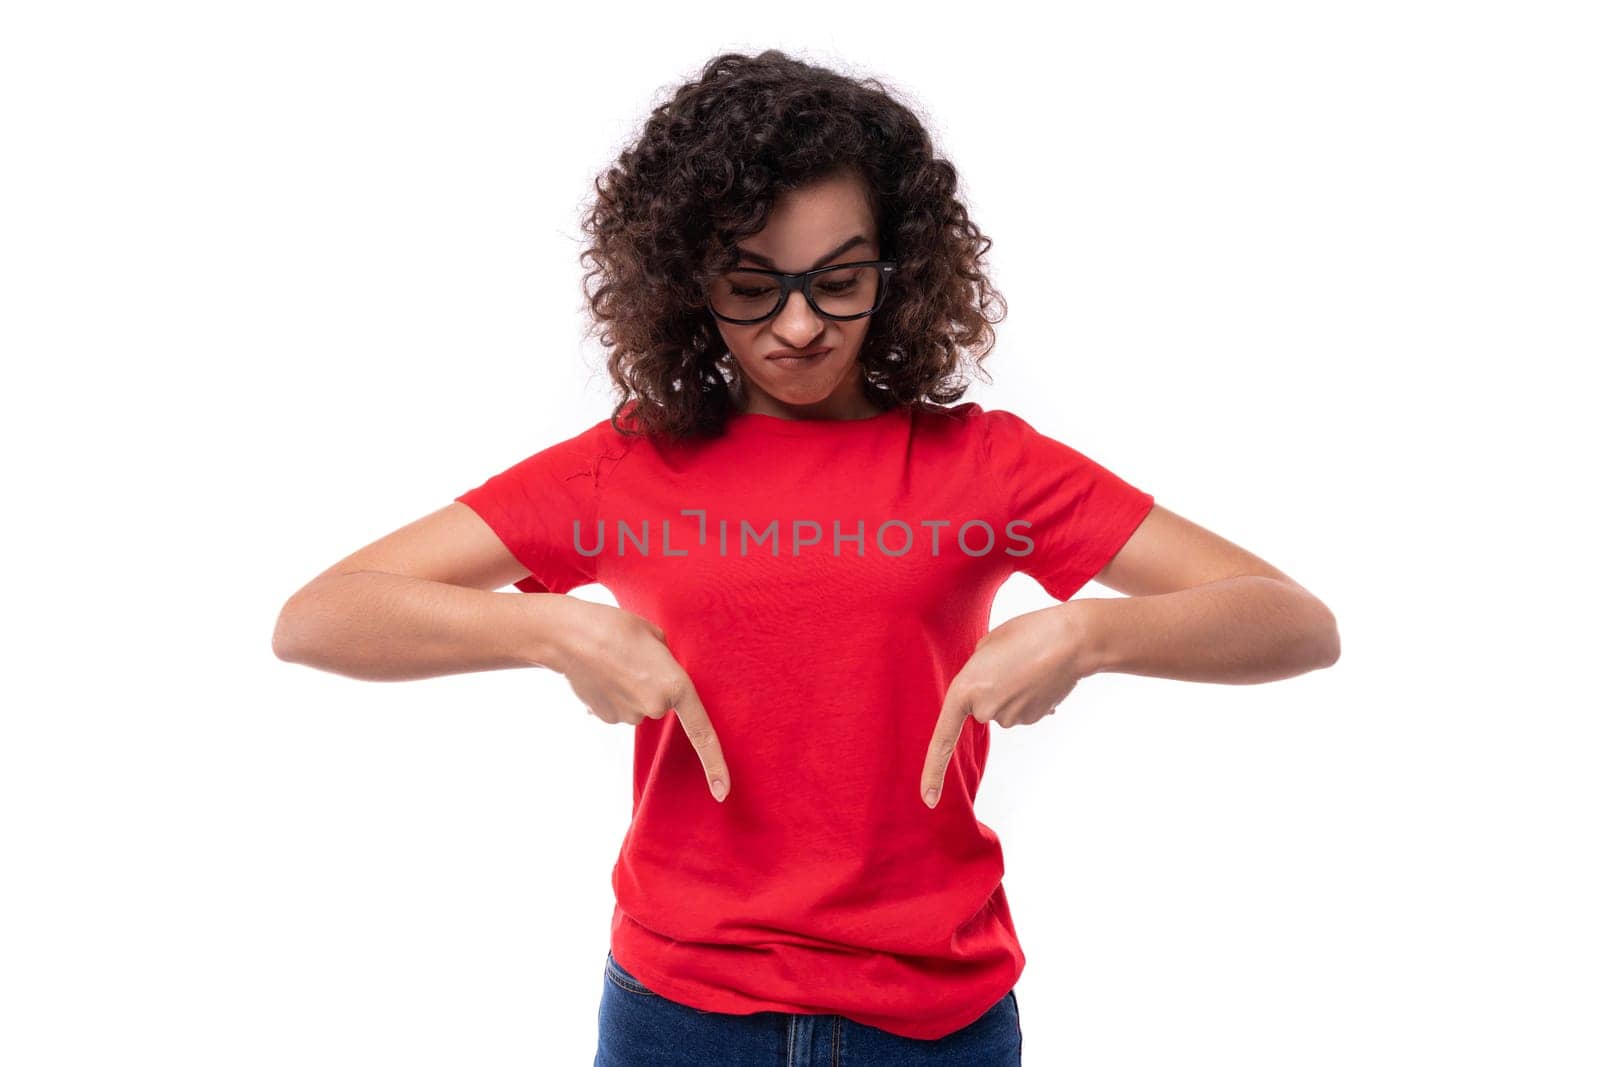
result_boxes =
[454,399,1154,1040]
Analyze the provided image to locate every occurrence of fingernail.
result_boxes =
[711,778,727,802]
[924,788,939,808]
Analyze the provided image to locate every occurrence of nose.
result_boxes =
[771,287,826,346]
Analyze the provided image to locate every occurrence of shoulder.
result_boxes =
[475,410,638,494]
[914,400,1034,430]
[912,401,1040,454]
[912,398,989,436]
[549,402,657,465]
[902,401,1060,469]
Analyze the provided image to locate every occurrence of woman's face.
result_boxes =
[709,170,884,420]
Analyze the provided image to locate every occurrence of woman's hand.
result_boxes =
[544,597,731,803]
[918,603,1092,809]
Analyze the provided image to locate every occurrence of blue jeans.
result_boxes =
[594,950,1023,1065]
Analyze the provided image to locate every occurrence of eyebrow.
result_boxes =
[735,234,871,272]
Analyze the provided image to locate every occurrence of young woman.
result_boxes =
[273,50,1340,1066]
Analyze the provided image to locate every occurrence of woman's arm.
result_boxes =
[918,503,1339,806]
[1065,503,1341,683]
[272,500,734,800]
[271,502,578,681]
[1066,576,1339,684]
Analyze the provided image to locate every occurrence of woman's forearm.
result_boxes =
[272,571,574,682]
[1066,575,1340,685]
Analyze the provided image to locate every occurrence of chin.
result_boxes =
[768,383,846,407]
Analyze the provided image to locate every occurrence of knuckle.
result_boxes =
[966,677,997,702]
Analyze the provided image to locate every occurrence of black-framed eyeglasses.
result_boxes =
[704,259,899,325]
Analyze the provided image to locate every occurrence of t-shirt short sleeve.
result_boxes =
[984,407,1155,601]
[453,422,606,594]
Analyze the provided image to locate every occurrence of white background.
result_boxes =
[4,2,1595,1064]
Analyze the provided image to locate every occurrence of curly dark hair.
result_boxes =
[576,49,1007,441]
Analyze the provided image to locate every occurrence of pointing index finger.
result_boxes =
[671,677,730,802]
[920,683,970,809]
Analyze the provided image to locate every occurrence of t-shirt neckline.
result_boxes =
[724,403,914,438]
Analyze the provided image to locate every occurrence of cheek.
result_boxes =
[718,321,756,351]
[723,345,766,384]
